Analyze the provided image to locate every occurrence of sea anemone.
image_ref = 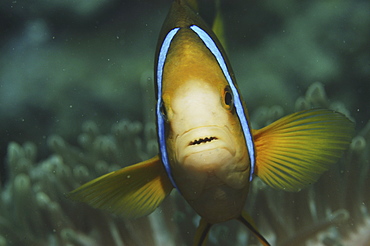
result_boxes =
[1,82,368,246]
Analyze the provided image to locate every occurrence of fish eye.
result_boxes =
[160,101,168,120]
[224,87,234,110]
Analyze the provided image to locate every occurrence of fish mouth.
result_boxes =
[189,136,218,146]
[175,126,236,165]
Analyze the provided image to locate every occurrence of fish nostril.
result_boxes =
[189,137,218,145]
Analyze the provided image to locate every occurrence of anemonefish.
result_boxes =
[69,0,354,245]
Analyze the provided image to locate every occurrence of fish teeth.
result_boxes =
[189,137,217,145]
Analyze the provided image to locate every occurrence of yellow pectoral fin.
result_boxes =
[253,109,354,191]
[68,155,173,218]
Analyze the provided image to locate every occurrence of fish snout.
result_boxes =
[174,126,236,170]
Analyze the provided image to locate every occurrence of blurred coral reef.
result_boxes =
[0,0,369,246]
[1,83,369,246]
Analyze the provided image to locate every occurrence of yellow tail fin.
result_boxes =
[185,0,198,11]
[193,213,270,246]
[193,218,211,246]
[253,109,354,191]
[238,211,270,246]
[211,0,227,50]
[68,155,173,218]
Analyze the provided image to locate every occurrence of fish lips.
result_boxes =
[175,125,236,171]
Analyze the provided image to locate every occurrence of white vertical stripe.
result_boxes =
[190,25,256,181]
[156,28,180,189]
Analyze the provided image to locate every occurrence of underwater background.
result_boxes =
[0,0,369,245]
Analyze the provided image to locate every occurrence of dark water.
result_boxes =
[0,0,369,245]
